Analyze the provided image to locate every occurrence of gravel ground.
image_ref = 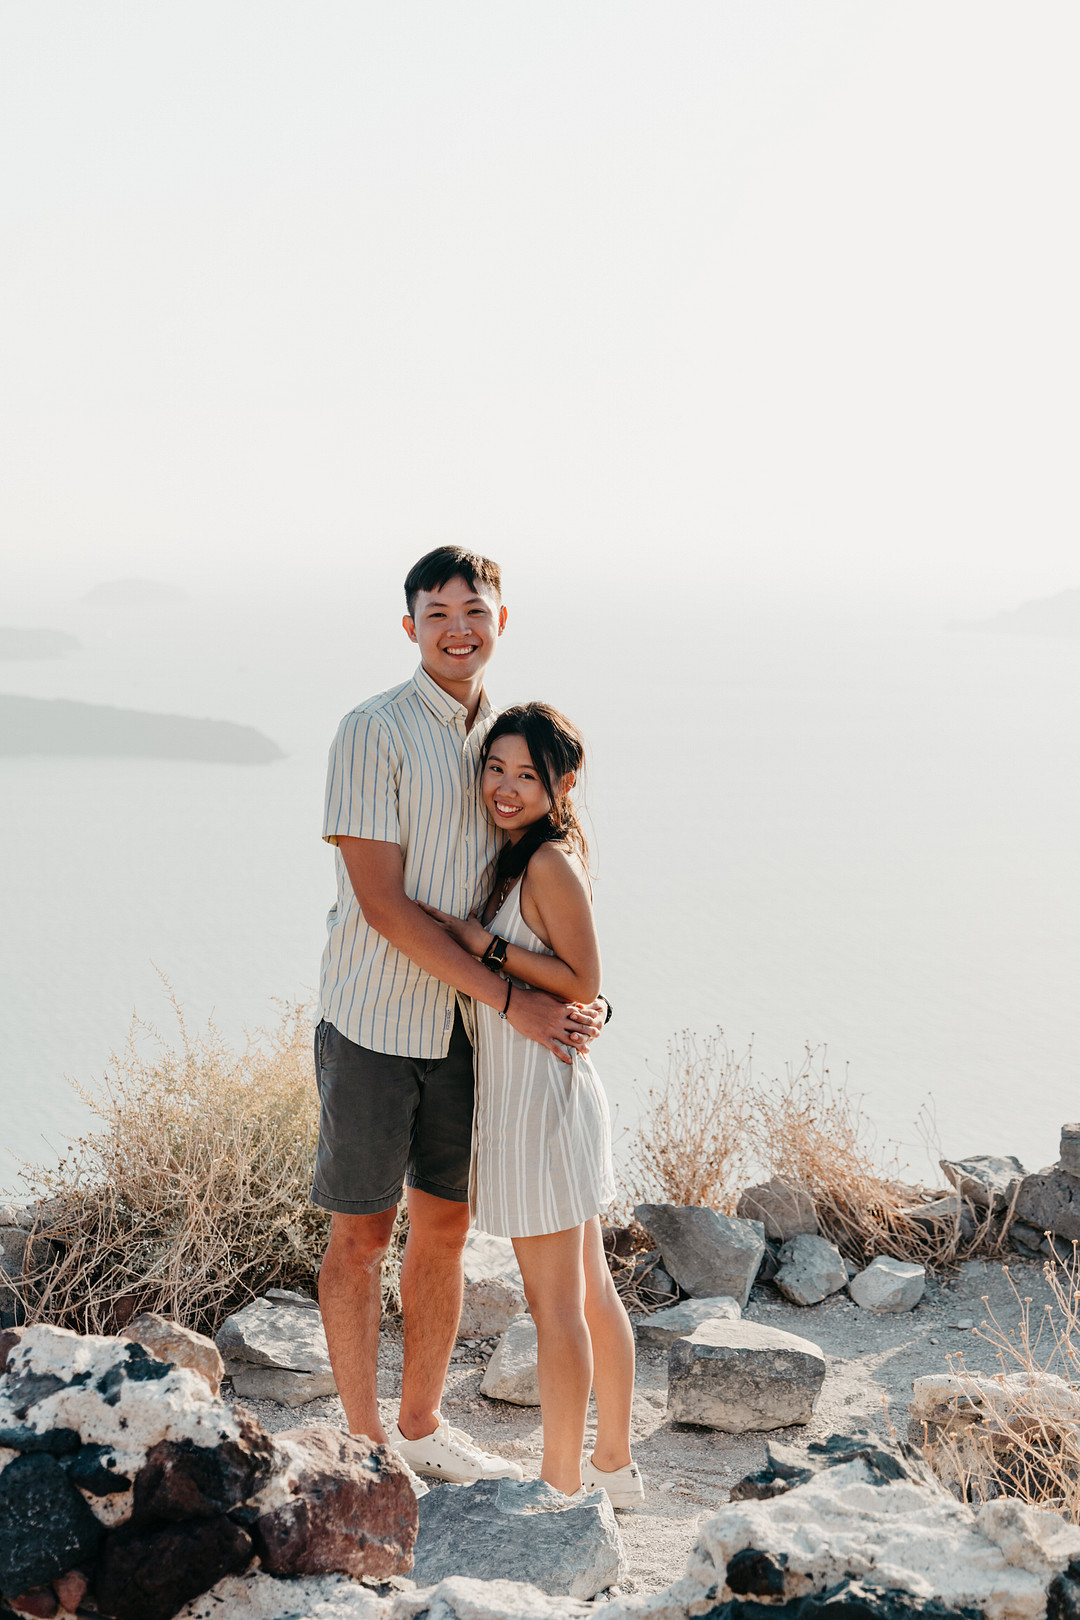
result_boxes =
[224,1255,1059,1596]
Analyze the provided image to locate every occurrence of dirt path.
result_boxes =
[226,1255,1057,1596]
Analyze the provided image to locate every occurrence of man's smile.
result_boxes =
[442,643,479,658]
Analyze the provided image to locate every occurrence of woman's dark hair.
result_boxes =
[481,702,590,900]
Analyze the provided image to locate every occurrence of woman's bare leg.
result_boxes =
[512,1225,591,1495]
[582,1216,635,1471]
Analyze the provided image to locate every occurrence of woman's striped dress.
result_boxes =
[471,879,615,1238]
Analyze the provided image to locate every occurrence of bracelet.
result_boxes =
[498,982,513,1020]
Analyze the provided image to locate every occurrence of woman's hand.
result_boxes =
[417,902,493,958]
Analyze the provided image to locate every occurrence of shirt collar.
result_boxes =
[411,663,493,729]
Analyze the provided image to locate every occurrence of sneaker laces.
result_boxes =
[441,1420,492,1464]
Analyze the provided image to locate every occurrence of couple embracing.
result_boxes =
[312,546,641,1509]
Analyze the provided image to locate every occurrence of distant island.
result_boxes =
[0,627,81,660]
[80,578,187,606]
[953,588,1080,639]
[0,694,284,763]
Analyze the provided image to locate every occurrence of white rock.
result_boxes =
[976,1498,1080,1577]
[176,1570,390,1618]
[216,1295,334,1376]
[630,1296,740,1348]
[480,1314,539,1405]
[691,1453,1074,1620]
[848,1255,925,1312]
[464,1230,524,1291]
[774,1234,847,1307]
[0,1324,255,1498]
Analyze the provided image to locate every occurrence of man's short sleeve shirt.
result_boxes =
[318,665,500,1057]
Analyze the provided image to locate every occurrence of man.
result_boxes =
[314,545,604,1483]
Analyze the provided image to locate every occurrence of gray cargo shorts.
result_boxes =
[310,1009,475,1215]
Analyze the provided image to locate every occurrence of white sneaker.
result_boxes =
[389,1416,525,1483]
[581,1455,645,1508]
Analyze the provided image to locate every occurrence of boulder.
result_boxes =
[689,1428,1080,1620]
[1009,1221,1045,1252]
[1060,1125,1080,1179]
[631,1296,740,1349]
[413,1477,626,1599]
[479,1315,539,1406]
[458,1277,526,1341]
[736,1178,818,1242]
[633,1203,765,1307]
[246,1427,416,1579]
[1015,1166,1080,1242]
[0,1452,103,1597]
[121,1314,224,1394]
[216,1297,337,1407]
[667,1319,826,1432]
[463,1231,523,1292]
[940,1155,1026,1212]
[848,1255,925,1313]
[773,1233,847,1306]
[94,1515,254,1620]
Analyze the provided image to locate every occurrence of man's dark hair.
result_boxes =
[404,546,502,619]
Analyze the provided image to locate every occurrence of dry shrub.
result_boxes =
[921,1256,1080,1518]
[620,1038,1013,1270]
[620,1030,753,1216]
[16,996,405,1335]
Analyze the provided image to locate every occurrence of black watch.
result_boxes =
[601,994,614,1025]
[483,934,510,971]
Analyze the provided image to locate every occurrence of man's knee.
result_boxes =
[324,1209,397,1275]
[405,1190,470,1253]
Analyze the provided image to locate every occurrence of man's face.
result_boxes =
[404,574,507,688]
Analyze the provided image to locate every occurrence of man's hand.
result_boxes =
[417,901,492,958]
[506,985,590,1065]
[566,997,606,1049]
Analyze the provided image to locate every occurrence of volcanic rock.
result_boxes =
[667,1319,826,1432]
[633,1203,765,1307]
[247,1427,416,1579]
[93,1514,253,1620]
[0,1452,102,1597]
[121,1314,224,1394]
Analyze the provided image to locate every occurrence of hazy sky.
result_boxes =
[3,3,1077,612]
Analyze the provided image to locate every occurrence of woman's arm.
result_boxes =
[420,845,601,1004]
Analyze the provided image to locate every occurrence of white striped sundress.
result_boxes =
[471,879,615,1238]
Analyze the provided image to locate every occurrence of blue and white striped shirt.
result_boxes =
[318,665,501,1057]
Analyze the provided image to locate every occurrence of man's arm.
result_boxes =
[338,837,584,1062]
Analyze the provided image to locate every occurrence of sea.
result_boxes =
[2,577,1078,1194]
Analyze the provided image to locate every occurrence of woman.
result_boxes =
[422,702,642,1506]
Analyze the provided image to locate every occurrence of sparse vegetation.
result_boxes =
[620,1035,1016,1271]
[920,1256,1080,1519]
[15,996,405,1336]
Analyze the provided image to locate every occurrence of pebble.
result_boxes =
[952,1318,975,1331]
[928,1336,939,1345]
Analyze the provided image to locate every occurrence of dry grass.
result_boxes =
[921,1255,1080,1518]
[619,1030,753,1217]
[15,995,403,1336]
[619,1038,1014,1271]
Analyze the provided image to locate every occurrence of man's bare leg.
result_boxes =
[397,1186,470,1440]
[318,1206,398,1442]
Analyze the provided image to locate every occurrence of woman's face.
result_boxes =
[481,733,551,840]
